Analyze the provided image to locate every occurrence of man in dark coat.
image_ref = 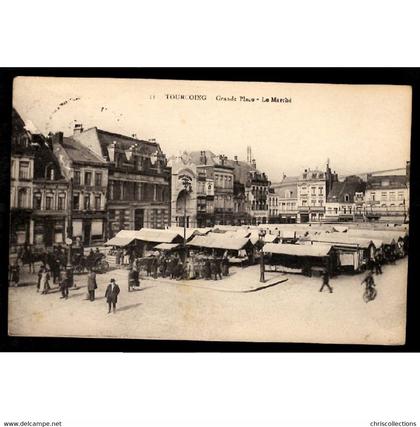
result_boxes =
[60,269,70,299]
[87,268,97,301]
[105,278,120,314]
[319,269,333,293]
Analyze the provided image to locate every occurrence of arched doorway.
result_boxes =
[176,190,192,227]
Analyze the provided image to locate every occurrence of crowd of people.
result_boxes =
[133,251,231,282]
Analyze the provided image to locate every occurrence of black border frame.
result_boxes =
[0,68,418,352]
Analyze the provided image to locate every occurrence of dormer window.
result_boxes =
[344,194,350,202]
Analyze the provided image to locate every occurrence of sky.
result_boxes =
[12,77,412,182]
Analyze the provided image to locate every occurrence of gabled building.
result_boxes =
[325,175,366,222]
[10,109,70,252]
[70,126,170,237]
[53,132,108,245]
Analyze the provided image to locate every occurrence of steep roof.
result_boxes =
[33,145,66,181]
[95,128,162,157]
[327,176,366,203]
[61,137,106,165]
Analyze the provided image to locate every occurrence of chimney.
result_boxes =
[52,131,64,145]
[234,155,238,165]
[251,159,256,169]
[73,123,83,134]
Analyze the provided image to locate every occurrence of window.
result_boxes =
[58,195,65,210]
[311,187,316,195]
[95,172,102,186]
[73,194,80,210]
[84,195,90,210]
[74,170,81,185]
[319,200,323,206]
[318,187,323,195]
[19,161,30,180]
[311,199,316,206]
[389,192,396,201]
[344,194,349,202]
[302,173,307,179]
[85,172,92,186]
[398,192,404,200]
[381,192,387,200]
[17,188,27,208]
[312,173,317,179]
[45,195,53,210]
[33,193,42,210]
[95,195,101,210]
[371,192,376,201]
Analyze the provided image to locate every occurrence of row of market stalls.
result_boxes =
[103,224,408,276]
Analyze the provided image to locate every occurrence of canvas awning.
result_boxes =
[188,234,252,251]
[104,235,137,247]
[135,228,182,243]
[153,243,181,251]
[310,234,375,249]
[263,243,333,257]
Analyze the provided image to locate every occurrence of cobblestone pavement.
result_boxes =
[8,258,407,344]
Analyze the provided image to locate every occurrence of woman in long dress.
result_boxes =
[39,268,50,294]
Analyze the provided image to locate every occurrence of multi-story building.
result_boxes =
[364,170,409,222]
[297,168,327,223]
[10,109,71,252]
[70,126,170,237]
[53,132,109,245]
[325,175,366,222]
[10,109,36,253]
[32,135,69,248]
[269,177,299,223]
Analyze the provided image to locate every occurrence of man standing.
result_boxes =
[60,269,69,299]
[105,278,120,314]
[319,269,333,293]
[87,268,97,301]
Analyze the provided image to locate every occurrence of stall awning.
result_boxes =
[134,228,182,243]
[154,243,181,251]
[104,235,137,247]
[309,234,375,249]
[188,234,251,251]
[263,243,333,257]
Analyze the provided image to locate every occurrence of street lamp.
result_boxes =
[259,228,266,283]
[180,176,192,257]
[66,177,74,288]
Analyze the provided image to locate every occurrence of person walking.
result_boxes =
[39,268,50,294]
[37,265,44,292]
[319,269,333,293]
[60,270,70,299]
[87,268,97,301]
[10,261,20,287]
[374,255,383,275]
[215,257,223,280]
[105,278,120,314]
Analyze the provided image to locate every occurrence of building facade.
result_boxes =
[53,132,109,245]
[364,172,409,222]
[297,168,327,223]
[325,175,366,222]
[71,126,170,237]
[269,177,299,223]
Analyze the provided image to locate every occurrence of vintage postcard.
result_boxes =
[7,77,411,344]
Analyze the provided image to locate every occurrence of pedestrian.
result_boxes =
[204,258,211,280]
[374,256,383,275]
[10,262,20,287]
[128,266,137,292]
[52,256,61,284]
[210,258,218,280]
[39,268,50,294]
[105,278,120,314]
[60,270,69,299]
[222,252,230,276]
[215,257,223,280]
[37,265,44,292]
[87,268,97,301]
[319,269,333,293]
[152,256,158,279]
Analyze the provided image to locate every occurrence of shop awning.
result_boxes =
[104,235,137,247]
[309,234,375,249]
[135,228,182,243]
[188,234,252,250]
[263,243,333,257]
[154,243,181,251]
